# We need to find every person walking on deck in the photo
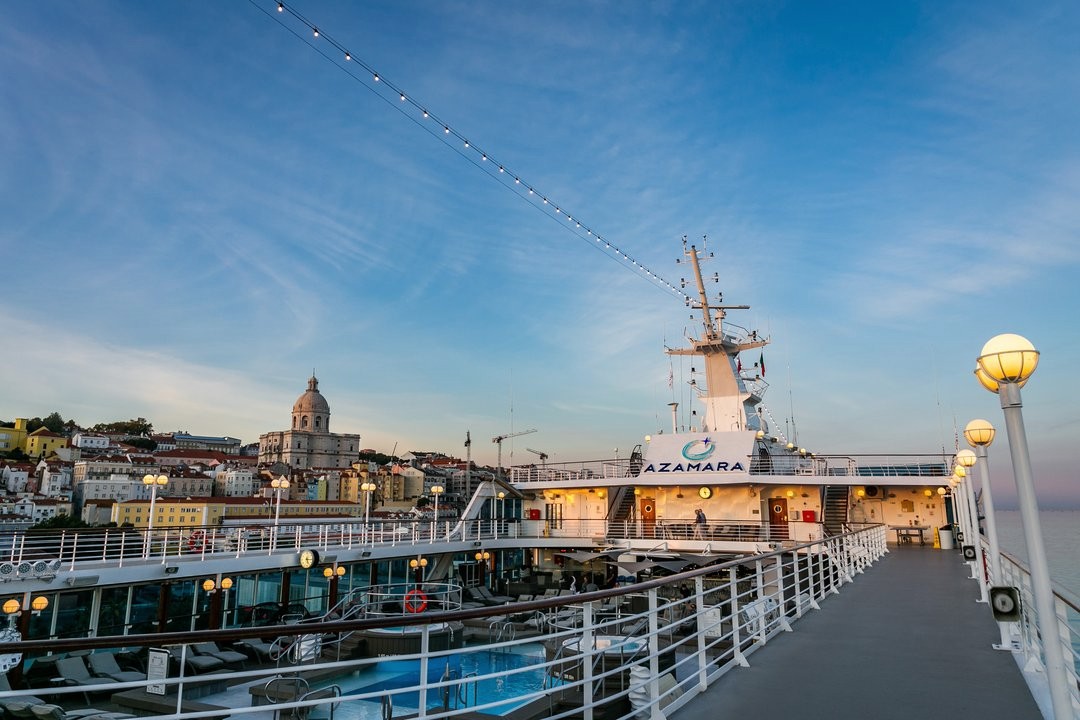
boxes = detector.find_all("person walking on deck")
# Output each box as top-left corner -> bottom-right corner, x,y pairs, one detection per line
694,508 -> 707,539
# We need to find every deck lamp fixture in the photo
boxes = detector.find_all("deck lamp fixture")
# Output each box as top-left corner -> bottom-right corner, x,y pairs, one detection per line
856,489 -> 865,497
142,473 -> 168,553
409,558 -> 428,570
936,487 -> 947,496
955,449 -> 976,469
474,551 -> 490,562
431,484 -> 445,524
963,419 -> 996,448
2,599 -> 19,615
975,333 -> 1070,718
923,489 -> 933,497
323,566 -> 346,578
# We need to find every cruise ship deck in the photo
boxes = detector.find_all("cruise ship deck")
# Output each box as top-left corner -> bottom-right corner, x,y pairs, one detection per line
675,545 -> 1043,720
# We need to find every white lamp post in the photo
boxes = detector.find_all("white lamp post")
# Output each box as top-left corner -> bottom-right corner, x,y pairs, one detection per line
497,491 -> 506,537
361,481 -> 377,526
142,473 -> 168,555
964,418 -> 1011,648
977,333 -> 1071,719
955,454 -> 987,602
271,475 -> 290,550
954,470 -> 972,548
430,484 -> 444,539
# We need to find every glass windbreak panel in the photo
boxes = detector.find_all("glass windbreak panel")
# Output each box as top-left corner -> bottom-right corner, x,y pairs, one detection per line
165,580 -> 197,633
53,590 -> 92,639
130,585 -> 161,634
230,575 -> 259,629
98,586 -> 130,637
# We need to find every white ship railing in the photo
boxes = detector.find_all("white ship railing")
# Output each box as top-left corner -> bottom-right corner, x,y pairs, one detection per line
978,540 -> 1080,714
0,516 -> 825,571
0,525 -> 889,720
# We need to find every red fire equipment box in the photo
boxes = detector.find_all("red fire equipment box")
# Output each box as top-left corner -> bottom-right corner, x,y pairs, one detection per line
802,509 -> 816,523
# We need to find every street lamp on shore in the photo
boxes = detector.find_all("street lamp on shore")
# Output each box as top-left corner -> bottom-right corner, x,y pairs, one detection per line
976,333 -> 1071,719
142,473 -> 168,554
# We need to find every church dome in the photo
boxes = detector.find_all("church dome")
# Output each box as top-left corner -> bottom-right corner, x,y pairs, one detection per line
292,375 -> 331,433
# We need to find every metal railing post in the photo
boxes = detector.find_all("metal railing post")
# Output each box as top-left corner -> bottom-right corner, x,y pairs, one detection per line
582,601 -> 595,720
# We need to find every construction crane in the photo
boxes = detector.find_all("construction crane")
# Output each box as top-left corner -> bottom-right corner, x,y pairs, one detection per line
525,448 -> 549,466
492,428 -> 537,476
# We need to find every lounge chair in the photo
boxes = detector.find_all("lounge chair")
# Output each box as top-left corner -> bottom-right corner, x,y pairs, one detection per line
472,586 -> 514,604
0,673 -> 47,719
28,705 -> 133,720
54,657 -> 119,691
235,638 -> 279,662
85,653 -> 143,683
192,642 -> 247,668
167,647 -> 224,674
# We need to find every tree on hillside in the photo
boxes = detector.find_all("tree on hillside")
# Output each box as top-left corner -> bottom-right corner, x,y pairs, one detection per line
32,514 -> 90,530
124,437 -> 158,451
91,418 -> 153,436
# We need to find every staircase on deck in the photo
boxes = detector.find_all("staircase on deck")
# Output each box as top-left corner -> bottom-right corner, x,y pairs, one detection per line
821,486 -> 849,536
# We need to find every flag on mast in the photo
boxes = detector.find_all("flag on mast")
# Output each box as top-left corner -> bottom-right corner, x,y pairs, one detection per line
759,352 -> 766,377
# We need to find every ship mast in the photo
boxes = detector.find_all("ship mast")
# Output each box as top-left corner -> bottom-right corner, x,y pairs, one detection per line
667,236 -> 768,433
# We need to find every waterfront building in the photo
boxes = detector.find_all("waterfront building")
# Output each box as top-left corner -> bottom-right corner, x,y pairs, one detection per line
0,418 -> 28,453
70,432 -> 109,451
24,427 -> 69,458
257,375 -> 362,470
172,431 -> 242,455
112,495 -> 226,528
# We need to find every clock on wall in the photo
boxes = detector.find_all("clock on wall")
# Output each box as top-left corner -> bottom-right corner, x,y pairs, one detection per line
299,549 -> 320,569
698,486 -> 712,499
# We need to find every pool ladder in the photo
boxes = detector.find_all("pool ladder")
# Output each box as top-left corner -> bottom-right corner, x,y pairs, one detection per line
488,619 -> 516,644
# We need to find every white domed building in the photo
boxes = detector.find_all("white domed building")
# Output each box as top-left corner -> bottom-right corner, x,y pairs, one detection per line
258,376 -> 361,469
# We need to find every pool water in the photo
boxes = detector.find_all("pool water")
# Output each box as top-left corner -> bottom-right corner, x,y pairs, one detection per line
336,643 -> 550,718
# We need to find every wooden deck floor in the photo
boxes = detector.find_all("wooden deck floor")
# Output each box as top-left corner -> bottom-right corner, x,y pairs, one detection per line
673,545 -> 1042,720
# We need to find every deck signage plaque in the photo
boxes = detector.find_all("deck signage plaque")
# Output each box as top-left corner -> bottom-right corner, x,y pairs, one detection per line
147,647 -> 169,695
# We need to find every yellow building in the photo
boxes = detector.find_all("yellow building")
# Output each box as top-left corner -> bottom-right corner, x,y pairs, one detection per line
0,419 -> 28,454
112,497 -> 226,529
25,427 -> 69,458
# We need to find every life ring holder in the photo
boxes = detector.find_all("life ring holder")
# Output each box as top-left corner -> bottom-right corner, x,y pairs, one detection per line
403,589 -> 429,613
187,529 -> 206,553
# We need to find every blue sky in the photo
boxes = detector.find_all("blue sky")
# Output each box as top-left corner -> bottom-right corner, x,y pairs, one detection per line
2,1 -> 1078,506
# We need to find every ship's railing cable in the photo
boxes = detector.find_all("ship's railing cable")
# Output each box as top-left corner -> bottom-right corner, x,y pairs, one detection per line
249,0 -> 689,301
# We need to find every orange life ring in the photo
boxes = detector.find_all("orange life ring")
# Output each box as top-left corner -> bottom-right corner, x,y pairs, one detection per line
187,530 -> 206,553
404,589 -> 428,613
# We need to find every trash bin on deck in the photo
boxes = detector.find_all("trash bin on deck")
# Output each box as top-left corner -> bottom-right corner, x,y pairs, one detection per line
938,525 -> 954,550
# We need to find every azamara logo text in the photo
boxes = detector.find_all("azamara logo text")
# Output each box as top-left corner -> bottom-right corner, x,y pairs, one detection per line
642,461 -> 745,473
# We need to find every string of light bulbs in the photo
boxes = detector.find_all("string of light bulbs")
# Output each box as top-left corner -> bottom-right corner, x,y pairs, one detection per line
252,0 -> 690,301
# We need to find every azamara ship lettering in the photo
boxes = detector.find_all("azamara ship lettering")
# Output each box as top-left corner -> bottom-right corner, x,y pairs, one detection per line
642,461 -> 745,473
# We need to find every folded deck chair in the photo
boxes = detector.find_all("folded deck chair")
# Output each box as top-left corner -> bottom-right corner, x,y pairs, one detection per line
192,642 -> 247,667
85,653 -> 143,683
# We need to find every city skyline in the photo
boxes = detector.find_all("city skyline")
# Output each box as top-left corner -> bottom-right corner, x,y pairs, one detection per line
2,2 -> 1078,507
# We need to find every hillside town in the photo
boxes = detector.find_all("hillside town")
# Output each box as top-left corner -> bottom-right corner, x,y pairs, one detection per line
0,375 -> 490,532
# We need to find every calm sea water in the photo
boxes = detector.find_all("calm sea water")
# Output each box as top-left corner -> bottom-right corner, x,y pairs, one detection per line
993,510 -> 1080,598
